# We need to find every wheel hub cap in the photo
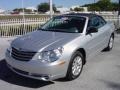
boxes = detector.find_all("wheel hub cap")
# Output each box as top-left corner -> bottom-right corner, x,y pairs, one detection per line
72,56 -> 82,76
109,37 -> 113,49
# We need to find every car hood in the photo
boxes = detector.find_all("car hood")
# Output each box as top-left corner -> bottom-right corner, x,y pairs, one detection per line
12,30 -> 80,52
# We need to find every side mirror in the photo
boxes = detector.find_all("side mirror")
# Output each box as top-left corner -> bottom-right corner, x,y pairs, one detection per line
87,27 -> 98,34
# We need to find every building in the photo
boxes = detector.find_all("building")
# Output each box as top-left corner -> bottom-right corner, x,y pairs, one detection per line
56,7 -> 70,14
26,7 -> 37,12
0,8 -> 5,14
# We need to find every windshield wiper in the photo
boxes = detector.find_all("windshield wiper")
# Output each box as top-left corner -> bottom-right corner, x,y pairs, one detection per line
43,29 -> 66,32
38,28 -> 46,31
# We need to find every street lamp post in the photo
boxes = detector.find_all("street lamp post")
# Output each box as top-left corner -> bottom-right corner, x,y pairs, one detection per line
22,0 -> 26,34
49,0 -> 53,18
118,0 -> 120,16
93,0 -> 96,14
118,0 -> 120,29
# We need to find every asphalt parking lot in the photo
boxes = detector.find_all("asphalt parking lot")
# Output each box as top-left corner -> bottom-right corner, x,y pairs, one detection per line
0,35 -> 120,90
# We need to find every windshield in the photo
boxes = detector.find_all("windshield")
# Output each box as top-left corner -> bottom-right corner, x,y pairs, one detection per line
40,16 -> 86,33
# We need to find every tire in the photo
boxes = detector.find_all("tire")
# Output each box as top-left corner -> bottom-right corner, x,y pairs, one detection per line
65,51 -> 84,81
106,35 -> 114,51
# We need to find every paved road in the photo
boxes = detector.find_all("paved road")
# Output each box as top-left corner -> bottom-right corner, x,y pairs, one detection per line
0,35 -> 120,90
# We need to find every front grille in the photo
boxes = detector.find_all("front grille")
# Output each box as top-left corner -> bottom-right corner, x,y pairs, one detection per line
11,47 -> 36,61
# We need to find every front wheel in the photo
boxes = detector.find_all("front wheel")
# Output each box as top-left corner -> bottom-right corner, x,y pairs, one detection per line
65,51 -> 84,81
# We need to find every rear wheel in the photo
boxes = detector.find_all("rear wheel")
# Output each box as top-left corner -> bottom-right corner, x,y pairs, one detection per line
106,35 -> 114,51
65,51 -> 83,81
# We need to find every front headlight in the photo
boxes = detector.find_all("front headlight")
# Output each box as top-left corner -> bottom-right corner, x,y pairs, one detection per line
38,47 -> 64,63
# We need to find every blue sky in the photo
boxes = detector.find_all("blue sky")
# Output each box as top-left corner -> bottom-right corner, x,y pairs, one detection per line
0,0 -> 96,10
0,0 -> 118,10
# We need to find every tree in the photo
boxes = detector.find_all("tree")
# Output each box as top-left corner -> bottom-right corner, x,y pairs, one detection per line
70,8 -> 73,11
37,2 -> 56,13
74,7 -> 84,12
112,2 -> 119,11
88,5 -> 100,11
13,8 -> 32,13
97,0 -> 113,11
13,8 -> 23,12
83,0 -> 119,11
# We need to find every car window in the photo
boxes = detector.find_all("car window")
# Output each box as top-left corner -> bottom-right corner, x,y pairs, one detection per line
97,16 -> 106,27
40,16 -> 86,33
88,17 -> 99,28
88,16 -> 106,29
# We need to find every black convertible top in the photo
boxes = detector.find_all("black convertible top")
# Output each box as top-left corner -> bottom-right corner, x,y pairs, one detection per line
63,13 -> 98,19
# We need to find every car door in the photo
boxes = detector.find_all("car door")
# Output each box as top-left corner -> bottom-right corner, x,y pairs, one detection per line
84,16 -> 106,58
97,16 -> 111,47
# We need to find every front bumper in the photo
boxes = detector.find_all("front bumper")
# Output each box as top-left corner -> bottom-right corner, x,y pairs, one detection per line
5,51 -> 67,81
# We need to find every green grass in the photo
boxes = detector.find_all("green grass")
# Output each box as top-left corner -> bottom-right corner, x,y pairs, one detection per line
0,15 -> 50,20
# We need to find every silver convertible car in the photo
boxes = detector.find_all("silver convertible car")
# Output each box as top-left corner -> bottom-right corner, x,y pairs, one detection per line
5,13 -> 115,81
